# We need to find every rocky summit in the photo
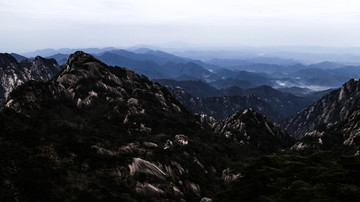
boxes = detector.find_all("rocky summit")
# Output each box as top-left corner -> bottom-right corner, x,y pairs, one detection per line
207,108 -> 295,155
0,51 -> 294,201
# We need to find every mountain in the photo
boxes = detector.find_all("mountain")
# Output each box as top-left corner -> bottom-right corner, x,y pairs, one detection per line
308,61 -> 344,69
22,47 -> 118,57
303,88 -> 336,102
210,108 -> 295,154
157,79 -> 312,120
282,79 -> 360,139
1,51 -> 221,201
206,58 -> 252,68
243,85 -> 313,118
161,61 -> 218,80
46,53 -> 69,64
215,69 -> 274,86
209,78 -> 257,89
207,58 -> 302,73
97,52 -> 165,78
107,49 -> 188,65
0,53 -> 62,104
167,86 -> 283,122
10,53 -> 27,62
290,67 -> 356,87
0,51 -> 294,201
277,86 -> 311,97
154,79 -> 222,98
98,52 -> 217,80
291,106 -> 360,155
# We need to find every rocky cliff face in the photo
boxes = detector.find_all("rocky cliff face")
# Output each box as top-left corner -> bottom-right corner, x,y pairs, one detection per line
291,106 -> 360,155
281,79 -> 360,139
0,53 -> 61,104
167,86 -> 283,122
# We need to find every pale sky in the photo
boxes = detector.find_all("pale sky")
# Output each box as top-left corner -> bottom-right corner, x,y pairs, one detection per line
1,0 -> 360,52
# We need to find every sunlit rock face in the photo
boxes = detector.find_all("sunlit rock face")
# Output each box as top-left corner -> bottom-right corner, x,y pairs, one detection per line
292,106 -> 360,155
282,78 -> 360,139
0,53 -> 61,105
210,108 -> 295,154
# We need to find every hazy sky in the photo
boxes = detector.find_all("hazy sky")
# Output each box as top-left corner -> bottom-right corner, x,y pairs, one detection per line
1,0 -> 360,52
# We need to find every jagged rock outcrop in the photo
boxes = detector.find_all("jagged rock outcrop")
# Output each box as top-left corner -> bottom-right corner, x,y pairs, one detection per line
209,108 -> 295,154
0,53 -> 61,104
282,79 -> 360,139
167,86 -> 283,122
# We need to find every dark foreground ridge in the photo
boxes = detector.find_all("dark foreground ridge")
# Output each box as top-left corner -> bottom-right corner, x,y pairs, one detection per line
0,51 -> 295,201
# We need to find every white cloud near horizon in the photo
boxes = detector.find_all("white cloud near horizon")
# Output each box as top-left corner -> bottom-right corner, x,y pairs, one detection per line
0,0 -> 360,52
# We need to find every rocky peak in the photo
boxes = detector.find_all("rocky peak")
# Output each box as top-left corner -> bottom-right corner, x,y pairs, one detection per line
211,108 -> 295,154
6,51 -> 192,135
66,51 -> 103,69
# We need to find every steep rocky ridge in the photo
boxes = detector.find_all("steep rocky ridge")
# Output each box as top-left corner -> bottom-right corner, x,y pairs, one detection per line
208,108 -> 295,154
282,79 -> 360,139
291,106 -> 360,154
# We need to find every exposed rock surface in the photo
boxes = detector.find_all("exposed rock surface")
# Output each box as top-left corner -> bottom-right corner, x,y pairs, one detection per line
291,106 -> 360,154
282,79 -> 360,139
0,53 -> 61,104
209,108 -> 295,154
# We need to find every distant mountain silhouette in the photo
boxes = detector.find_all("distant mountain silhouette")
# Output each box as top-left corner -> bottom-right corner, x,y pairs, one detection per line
157,79 -> 312,120
10,53 -> 26,62
209,78 -> 257,89
167,86 -> 283,122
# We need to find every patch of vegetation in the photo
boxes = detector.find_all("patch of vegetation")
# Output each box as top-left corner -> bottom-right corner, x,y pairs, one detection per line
214,151 -> 360,202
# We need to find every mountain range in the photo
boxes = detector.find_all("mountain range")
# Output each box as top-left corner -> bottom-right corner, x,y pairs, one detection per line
156,79 -> 312,120
166,86 -> 283,122
0,52 -> 296,201
1,50 -> 360,201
